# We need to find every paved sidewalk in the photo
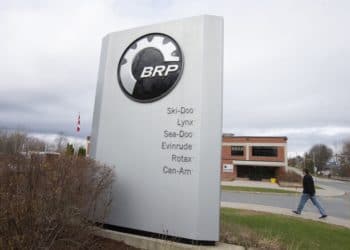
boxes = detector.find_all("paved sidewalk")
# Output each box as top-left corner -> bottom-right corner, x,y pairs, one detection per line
221,201 -> 350,229
221,180 -> 345,197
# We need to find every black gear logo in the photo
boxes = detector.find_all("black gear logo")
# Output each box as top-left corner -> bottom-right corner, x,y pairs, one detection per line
117,33 -> 183,103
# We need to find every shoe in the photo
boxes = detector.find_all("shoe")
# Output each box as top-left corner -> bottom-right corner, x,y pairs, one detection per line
319,215 -> 327,219
292,210 -> 300,215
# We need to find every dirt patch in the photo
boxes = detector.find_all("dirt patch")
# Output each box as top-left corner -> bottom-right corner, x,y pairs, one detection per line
220,223 -> 282,250
93,236 -> 140,249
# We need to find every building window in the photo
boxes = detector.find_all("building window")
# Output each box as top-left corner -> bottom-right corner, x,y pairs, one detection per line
252,146 -> 278,157
231,146 -> 244,156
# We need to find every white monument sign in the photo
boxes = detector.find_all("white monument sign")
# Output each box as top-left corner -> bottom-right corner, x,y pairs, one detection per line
90,15 -> 223,242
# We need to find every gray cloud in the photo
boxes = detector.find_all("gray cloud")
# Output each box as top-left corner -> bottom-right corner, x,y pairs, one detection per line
0,0 -> 349,153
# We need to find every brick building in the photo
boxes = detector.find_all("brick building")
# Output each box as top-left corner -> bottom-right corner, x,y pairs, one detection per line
221,134 -> 288,181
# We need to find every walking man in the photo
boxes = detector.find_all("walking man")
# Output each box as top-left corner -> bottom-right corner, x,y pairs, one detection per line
293,168 -> 327,219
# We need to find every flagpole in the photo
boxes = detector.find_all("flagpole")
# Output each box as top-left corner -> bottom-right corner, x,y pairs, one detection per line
76,112 -> 81,133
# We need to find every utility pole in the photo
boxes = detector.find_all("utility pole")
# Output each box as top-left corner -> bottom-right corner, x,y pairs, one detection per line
313,152 -> 316,174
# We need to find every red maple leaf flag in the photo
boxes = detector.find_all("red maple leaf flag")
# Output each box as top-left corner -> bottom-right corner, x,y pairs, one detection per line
76,113 -> 80,132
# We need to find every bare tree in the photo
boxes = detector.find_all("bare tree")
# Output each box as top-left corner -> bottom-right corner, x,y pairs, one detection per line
288,155 -> 304,169
25,137 -> 46,152
308,144 -> 333,171
0,130 -> 27,154
55,131 -> 68,153
338,141 -> 350,177
0,130 -> 47,154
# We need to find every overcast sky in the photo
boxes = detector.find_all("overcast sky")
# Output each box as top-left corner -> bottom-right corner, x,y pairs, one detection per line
1,0 -> 349,154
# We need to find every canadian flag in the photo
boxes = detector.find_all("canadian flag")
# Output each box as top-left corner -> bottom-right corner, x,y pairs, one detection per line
76,113 -> 80,132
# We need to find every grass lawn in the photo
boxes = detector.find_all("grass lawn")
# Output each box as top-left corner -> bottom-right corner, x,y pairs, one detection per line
221,208 -> 350,250
221,185 -> 299,194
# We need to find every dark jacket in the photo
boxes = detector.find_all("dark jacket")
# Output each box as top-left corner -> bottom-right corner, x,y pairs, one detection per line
303,174 -> 315,196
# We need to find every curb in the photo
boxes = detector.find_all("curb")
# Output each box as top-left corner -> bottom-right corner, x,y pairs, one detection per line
221,190 -> 299,196
221,182 -> 346,197
221,189 -> 346,198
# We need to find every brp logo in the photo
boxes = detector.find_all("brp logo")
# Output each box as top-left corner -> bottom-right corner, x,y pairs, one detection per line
117,33 -> 183,102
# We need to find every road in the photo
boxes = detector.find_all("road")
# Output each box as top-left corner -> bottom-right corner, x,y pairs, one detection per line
221,179 -> 350,220
315,178 -> 350,193
289,167 -> 350,193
